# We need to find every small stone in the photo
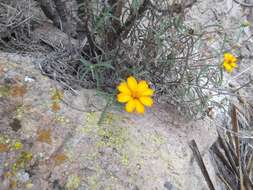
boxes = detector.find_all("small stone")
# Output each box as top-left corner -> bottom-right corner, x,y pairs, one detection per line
24,76 -> 35,83
38,152 -> 45,158
136,163 -> 141,170
3,67 -> 8,72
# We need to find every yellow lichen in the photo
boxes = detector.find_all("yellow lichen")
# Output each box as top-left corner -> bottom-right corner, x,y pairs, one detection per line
88,175 -> 98,190
66,174 -> 81,190
121,154 -> 129,166
12,151 -> 33,172
51,89 -> 64,101
96,125 -> 128,150
55,115 -> 69,123
150,133 -> 166,145
25,183 -> 34,189
0,85 -> 11,97
79,112 -> 99,134
13,141 -> 23,150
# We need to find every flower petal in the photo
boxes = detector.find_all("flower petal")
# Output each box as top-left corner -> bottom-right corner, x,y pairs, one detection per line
223,53 -> 229,62
231,57 -> 237,63
230,62 -> 238,68
117,93 -> 132,103
125,99 -> 136,113
139,97 -> 153,107
223,62 -> 233,72
139,88 -> 154,96
224,53 -> 237,63
127,76 -> 138,92
135,99 -> 145,114
137,80 -> 149,91
117,82 -> 131,95
224,53 -> 233,62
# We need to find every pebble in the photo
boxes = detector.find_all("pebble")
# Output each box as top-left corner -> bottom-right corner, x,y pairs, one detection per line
24,76 -> 35,83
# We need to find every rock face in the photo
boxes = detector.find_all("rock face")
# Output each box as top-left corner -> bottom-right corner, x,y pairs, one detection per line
0,52 -> 217,190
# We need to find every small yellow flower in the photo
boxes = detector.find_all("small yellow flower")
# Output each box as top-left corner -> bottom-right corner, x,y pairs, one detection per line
117,76 -> 154,114
223,53 -> 238,73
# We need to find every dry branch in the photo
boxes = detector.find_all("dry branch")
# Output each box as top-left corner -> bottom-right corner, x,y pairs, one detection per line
35,0 -> 77,37
118,0 -> 150,39
233,0 -> 253,7
211,103 -> 253,190
52,0 -> 76,36
35,0 -> 61,29
105,0 -> 123,49
189,140 -> 216,190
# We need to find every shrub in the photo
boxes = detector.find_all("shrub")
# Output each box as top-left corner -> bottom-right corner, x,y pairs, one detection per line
1,0 -> 250,118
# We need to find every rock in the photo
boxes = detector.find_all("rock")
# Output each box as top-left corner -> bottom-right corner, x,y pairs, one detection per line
24,76 -> 36,83
0,52 -> 218,189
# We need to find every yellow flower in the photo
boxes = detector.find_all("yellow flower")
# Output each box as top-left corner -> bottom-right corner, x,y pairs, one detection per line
223,53 -> 238,73
117,76 -> 154,114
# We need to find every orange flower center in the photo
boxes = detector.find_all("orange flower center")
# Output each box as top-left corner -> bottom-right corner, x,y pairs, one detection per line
132,90 -> 140,98
227,60 -> 232,65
